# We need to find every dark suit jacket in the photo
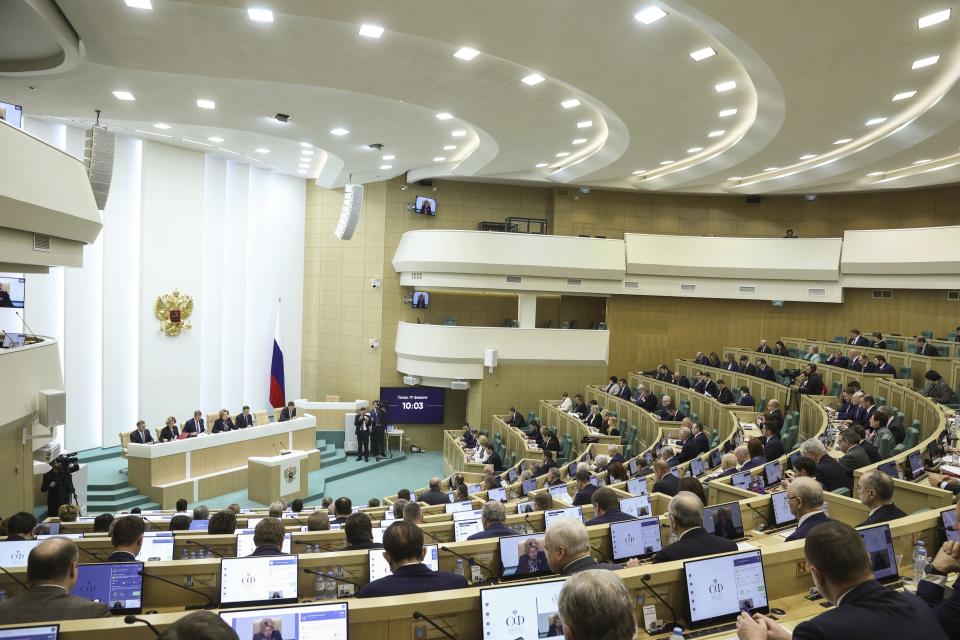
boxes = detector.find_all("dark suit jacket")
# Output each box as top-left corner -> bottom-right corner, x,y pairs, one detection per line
466,523 -> 514,540
738,394 -> 756,407
917,574 -> 960,640
918,343 -> 940,357
784,511 -> 831,542
741,455 -> 766,471
717,387 -> 734,404
419,489 -> 450,506
694,355 -> 710,366
0,585 -> 111,624
559,555 -> 624,575
757,345 -> 773,354
585,508 -> 634,526
608,453 -> 624,466
839,445 -> 871,472
183,417 -> 204,434
585,413 -> 604,431
534,458 -> 558,478
757,366 -> 777,382
724,362 -> 740,372
693,378 -> 707,393
858,362 -> 879,374
849,335 -> 870,346
827,355 -> 850,369
279,406 -> 297,421
652,527 -> 738,563
508,413 -> 528,430
764,435 -> 784,461
573,402 -> 589,419
159,425 -> 179,442
677,438 -> 700,463
704,381 -> 719,398
798,373 -> 824,395
358,563 -> 468,598
637,394 -> 658,412
816,455 -> 852,492
673,375 -> 691,388
877,363 -> 896,375
130,429 -> 153,444
487,451 -> 504,472
872,340 -> 888,350
658,408 -> 683,421
652,473 -> 679,497
572,483 -> 598,506
618,386 -> 632,401
693,432 -> 711,455
213,417 -> 235,433
857,503 -> 907,527
861,440 -> 880,463
235,413 -> 255,429
794,579 -> 948,640
248,545 -> 287,557
107,550 -> 138,563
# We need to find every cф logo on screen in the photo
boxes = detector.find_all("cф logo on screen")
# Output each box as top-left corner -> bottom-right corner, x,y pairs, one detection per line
505,610 -> 525,634
623,533 -> 636,545
708,578 -> 725,598
242,573 -> 256,585
11,550 -> 24,562
79,581 -> 97,594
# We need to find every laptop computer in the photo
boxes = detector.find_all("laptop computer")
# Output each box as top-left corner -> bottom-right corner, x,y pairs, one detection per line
220,601 -> 348,639
906,451 -> 925,481
683,549 -> 769,631
520,478 -> 538,496
690,457 -> 706,478
454,518 -> 484,542
709,449 -> 722,469
219,556 -> 298,608
487,487 -> 507,502
877,460 -> 899,479
71,562 -> 144,614
236,532 -> 292,557
0,625 -> 59,640
767,490 -> 798,532
626,477 -> 648,497
858,523 -> 901,586
543,507 -> 583,528
610,517 -> 662,562
619,495 -> 652,518
763,460 -> 783,489
369,544 -> 438,582
444,500 -> 474,514
731,470 -> 751,490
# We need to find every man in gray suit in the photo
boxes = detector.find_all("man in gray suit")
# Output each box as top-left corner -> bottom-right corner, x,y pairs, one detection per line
838,428 -> 871,472
0,537 -> 111,623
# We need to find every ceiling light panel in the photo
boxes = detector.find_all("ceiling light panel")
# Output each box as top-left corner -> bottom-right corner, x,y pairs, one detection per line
715,80 -> 737,92
576,120 -> 593,128
799,154 -> 817,160
433,156 -> 446,162
125,0 -> 152,8
301,149 -> 314,156
536,163 -> 549,168
451,130 -> 466,137
707,129 -> 724,137
918,9 -> 951,29
634,6 -> 667,24
892,90 -> 917,101
330,128 -> 349,136
561,98 -> 582,109
453,47 -> 479,61
572,138 -> 588,145
153,123 -> 171,129
382,154 -> 395,160
435,112 -> 453,120
632,169 -> 645,175
659,160 -> 674,166
196,99 -> 215,109
833,138 -> 852,144
687,147 -> 703,153
380,165 -> 392,170
522,73 -> 545,86
443,145 -> 456,150
555,152 -> 570,157
719,108 -> 738,118
300,141 -> 313,148
247,8 -> 273,22
255,148 -> 270,154
865,117 -> 887,126
689,47 -> 717,61
359,24 -> 384,38
113,91 -> 135,101
208,136 -> 224,143
912,55 -> 940,69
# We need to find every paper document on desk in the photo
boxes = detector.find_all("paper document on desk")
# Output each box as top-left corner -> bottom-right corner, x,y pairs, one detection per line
736,541 -> 756,551
939,464 -> 960,479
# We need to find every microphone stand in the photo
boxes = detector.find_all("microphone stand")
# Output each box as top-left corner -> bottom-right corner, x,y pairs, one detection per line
0,565 -> 28,589
124,615 -> 160,637
137,570 -> 215,610
413,611 -> 457,640
640,573 -> 680,634
15,311 -> 39,344
745,502 -> 770,531
439,546 -> 495,583
187,540 -> 224,557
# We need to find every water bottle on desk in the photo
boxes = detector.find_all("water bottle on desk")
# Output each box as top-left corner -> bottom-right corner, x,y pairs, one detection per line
912,540 -> 928,582
455,558 -> 464,579
325,571 -> 337,600
313,571 -> 325,600
669,627 -> 685,640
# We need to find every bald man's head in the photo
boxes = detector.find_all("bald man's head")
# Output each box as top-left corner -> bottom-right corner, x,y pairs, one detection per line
27,537 -> 78,587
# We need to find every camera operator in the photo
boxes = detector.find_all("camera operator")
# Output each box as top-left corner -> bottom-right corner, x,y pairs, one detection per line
41,454 -> 78,518
354,407 -> 372,463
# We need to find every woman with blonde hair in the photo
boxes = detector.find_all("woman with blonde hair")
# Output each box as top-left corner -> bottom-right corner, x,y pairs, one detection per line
253,618 -> 282,640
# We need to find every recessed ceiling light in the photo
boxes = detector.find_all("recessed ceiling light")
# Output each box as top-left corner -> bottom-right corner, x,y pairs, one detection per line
125,0 -> 152,9
576,120 -> 593,128
865,117 -> 887,126
687,147 -> 703,153
451,130 -> 466,137
208,136 -> 224,143
728,176 -> 742,181
715,80 -> 737,92
892,90 -> 917,101
298,170 -> 307,174
866,171 -> 884,177
134,129 -> 171,138
113,90 -> 135,101
382,154 -> 395,160
435,112 -> 454,120
182,138 -> 212,147
763,166 -> 779,172
659,160 -> 674,166
556,152 -> 570,157
196,99 -> 215,109
255,148 -> 270,154
535,163 -> 549,168
833,138 -> 852,144
912,55 -> 940,69
247,8 -> 274,22
799,154 -> 817,160
708,129 -> 725,137
634,6 -> 667,24
453,47 -> 479,61
918,9 -> 951,29
521,73 -> 545,86
433,156 -> 446,162
299,141 -> 313,148
443,145 -> 457,151
330,128 -> 349,136
301,149 -> 314,156
153,123 -> 171,130
690,47 -> 717,61
380,164 -> 392,170
631,169 -> 646,175
359,24 -> 384,38
561,98 -> 581,109
913,158 -> 932,165
572,138 -> 588,145
719,108 -> 738,118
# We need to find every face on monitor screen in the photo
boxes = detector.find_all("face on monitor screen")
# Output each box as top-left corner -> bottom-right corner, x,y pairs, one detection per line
499,533 -> 552,578
220,602 -> 348,640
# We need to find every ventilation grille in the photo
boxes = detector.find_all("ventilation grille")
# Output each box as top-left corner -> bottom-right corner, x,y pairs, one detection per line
567,278 -> 582,286
680,283 -> 697,292
807,287 -> 827,297
556,189 -> 571,198
948,290 -> 960,301
410,272 -> 423,280
505,275 -> 522,284
624,281 -> 640,289
872,289 -> 893,299
33,234 -> 51,252
737,285 -> 757,295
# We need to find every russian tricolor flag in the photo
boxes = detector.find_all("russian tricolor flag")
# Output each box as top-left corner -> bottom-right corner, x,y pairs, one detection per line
269,312 -> 285,408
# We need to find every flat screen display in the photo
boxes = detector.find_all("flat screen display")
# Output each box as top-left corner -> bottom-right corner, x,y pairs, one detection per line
709,449 -> 721,469
521,479 -> 537,496
690,458 -> 705,477
626,478 -> 648,497
787,451 -> 802,470
136,535 -> 175,562
907,451 -> 924,480
610,517 -> 662,562
858,523 -> 899,584
369,544 -> 438,582
236,533 -> 292,557
488,487 -> 507,502
0,102 -> 23,129
731,471 -> 751,490
619,495 -> 651,518
684,550 -> 769,627
771,491 -> 796,527
480,579 -> 565,639
411,291 -> 430,308
763,460 -> 783,488
702,501 -> 744,540
548,484 -> 569,500
452,509 -> 483,522
0,540 -> 41,568
941,508 -> 958,542
498,533 -> 551,578
220,602 -> 347,640
71,562 -> 144,614
0,276 -> 25,308
219,556 -> 299,608
516,502 -> 536,514
628,458 -> 638,476
0,625 -> 58,640
928,440 -> 942,465
414,196 -> 437,215
379,386 -> 444,424
877,460 -> 899,479
188,519 -> 209,531
507,467 -> 518,483
445,501 -> 474,514
454,519 -> 484,542
543,507 -> 582,528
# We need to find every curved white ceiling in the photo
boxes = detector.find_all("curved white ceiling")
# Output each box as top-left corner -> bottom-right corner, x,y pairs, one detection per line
0,0 -> 958,194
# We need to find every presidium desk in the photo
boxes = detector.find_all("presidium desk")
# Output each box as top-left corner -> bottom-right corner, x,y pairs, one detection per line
126,415 -> 319,508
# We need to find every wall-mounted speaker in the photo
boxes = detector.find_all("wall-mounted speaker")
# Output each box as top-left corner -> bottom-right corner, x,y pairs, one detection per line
84,126 -> 114,210
334,183 -> 364,240
39,389 -> 66,428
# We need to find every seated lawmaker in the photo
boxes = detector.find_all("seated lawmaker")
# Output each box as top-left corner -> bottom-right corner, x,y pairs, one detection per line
418,477 -> 450,506
838,428 -> 871,472
0,538 -> 110,623
208,510 -> 237,535
634,385 -> 657,412
540,427 -> 561,453
875,354 -> 896,375
585,487 -> 634,526
467,500 -> 514,540
657,395 -> 683,421
737,521 -> 948,640
403,502 -> 424,525
558,570 -> 637,640
212,409 -> 235,433
279,400 -> 297,421
533,450 -> 558,478
339,512 -> 383,551
755,358 -> 777,382
710,453 -> 739,479
617,378 -> 632,401
922,370 -> 957,405
607,444 -> 625,466
182,409 -> 205,435
797,363 -> 824,395
572,393 -> 589,419
6,512 -> 37,540
234,405 -> 255,429
159,416 -> 180,442
800,438 -> 852,493
651,459 -> 679,496
671,370 -> 691,388
739,356 -> 757,376
130,420 -> 154,444
740,438 -> 766,471
716,379 -> 735,405
545,466 -> 565,487
762,421 -> 784,461
652,492 -> 737,563
691,421 -> 711,454
783,477 -> 832,542
358,521 -> 467,597
856,470 -> 907,527
756,339 -> 773,353
544,518 -> 624,575
675,426 -> 700,463
248,517 -> 288,556
737,385 -> 755,407
723,353 -> 740,372
109,515 -> 145,562
558,391 -> 573,412
917,502 -> 960,639
572,468 -> 598,506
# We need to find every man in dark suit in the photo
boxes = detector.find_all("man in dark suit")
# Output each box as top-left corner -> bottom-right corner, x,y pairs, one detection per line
5,512 -> 37,541
702,372 -> 719,398
738,386 -> 756,407
801,438 -> 853,492
826,350 -> 849,369
652,459 -> 680,496
0,538 -> 111,623
716,379 -> 734,404
658,395 -> 683,421
691,422 -> 711,455
851,424 -> 881,463
419,478 -> 451,506
533,450 -> 559,477
585,487 -> 635,526
783,477 -> 832,542
130,420 -> 154,444
723,354 -> 740,372
756,340 -> 773,354
848,329 -> 870,346
485,443 -> 504,472
652,491 -> 737,563
916,336 -> 940,357
692,371 -> 707,393
857,395 -> 878,429
739,521 -> 949,640
234,405 -> 255,429
248,518 -> 289,556
740,437 -> 766,471
635,386 -> 658,412
279,401 -> 297,421
738,356 -> 757,377
584,406 -> 604,431
466,501 -> 514,540
756,358 -> 777,382
182,410 -> 205,435
871,332 -> 888,350
354,407 -> 372,462
339,512 -> 384,552
797,363 -> 824,395
675,426 -> 700,463
853,354 -> 878,374
617,378 -> 632,401
330,497 -> 353,525
671,370 -> 691,388
917,503 -> 960,640
837,429 -> 871,473
694,352 -> 710,366
358,522 -> 467,597
762,422 -> 784,461
856,470 -> 907,527
572,468 -> 598,505
159,416 -> 180,442
544,517 -> 625,574
607,444 -> 625,467
108,515 -> 144,562
875,355 -> 896,375
212,409 -> 235,433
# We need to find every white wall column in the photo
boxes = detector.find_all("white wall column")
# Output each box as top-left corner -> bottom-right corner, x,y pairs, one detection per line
517,293 -> 537,328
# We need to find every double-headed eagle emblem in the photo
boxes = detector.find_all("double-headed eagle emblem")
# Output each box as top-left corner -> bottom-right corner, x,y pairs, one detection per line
154,289 -> 194,336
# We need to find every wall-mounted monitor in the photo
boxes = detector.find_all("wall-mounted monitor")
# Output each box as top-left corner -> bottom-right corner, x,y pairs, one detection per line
0,276 -> 26,309
380,386 -> 445,424
411,291 -> 429,308
414,196 -> 437,216
0,101 -> 23,129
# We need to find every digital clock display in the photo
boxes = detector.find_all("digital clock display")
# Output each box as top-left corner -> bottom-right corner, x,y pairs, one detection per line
379,386 -> 445,424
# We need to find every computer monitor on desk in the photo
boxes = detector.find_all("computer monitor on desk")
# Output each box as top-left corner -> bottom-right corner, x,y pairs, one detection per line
520,478 -> 538,496
488,486 -> 507,502
619,495 -> 651,518
219,556 -> 299,608
543,507 -> 582,528
137,534 -> 175,561
0,540 -> 41,568
770,490 -> 797,528
220,602 -> 348,640
71,562 -> 144,614
499,533 -> 552,579
480,580 -> 565,638
0,625 -> 59,640
188,519 -> 209,531
942,508 -> 959,543
702,501 -> 745,541
690,457 -> 705,478
610,517 -> 662,562
236,532 -> 292,557
763,460 -> 783,488
731,470 -> 751,490
454,518 -> 484,542
907,451 -> 925,481
858,523 -> 900,585
877,460 -> 899,479
445,500 -> 474,514
626,477 -> 648,497
684,550 -> 769,628
369,544 -> 438,582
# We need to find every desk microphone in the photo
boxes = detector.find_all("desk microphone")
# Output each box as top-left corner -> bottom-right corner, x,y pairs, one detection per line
188,540 -> 223,557
76,547 -> 102,561
590,544 -> 610,563
421,528 -> 447,544
640,574 -> 680,634
124,615 -> 160,637
285,514 -> 306,526
439,545 -> 495,581
0,565 -> 27,589
412,611 -> 457,640
745,502 -> 770,530
15,311 -> 39,344
524,514 -> 541,532
303,567 -> 360,594
137,570 -> 215,610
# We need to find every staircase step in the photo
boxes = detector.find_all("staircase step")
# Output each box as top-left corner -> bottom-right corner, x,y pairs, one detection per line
77,446 -> 123,464
88,487 -> 140,501
88,480 -> 132,492
86,494 -> 157,514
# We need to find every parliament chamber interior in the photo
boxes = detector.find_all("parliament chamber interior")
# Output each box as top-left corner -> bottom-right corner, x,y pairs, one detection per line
3,1 -> 960,639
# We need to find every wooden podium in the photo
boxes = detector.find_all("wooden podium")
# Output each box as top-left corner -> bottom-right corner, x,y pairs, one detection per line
247,450 -> 310,505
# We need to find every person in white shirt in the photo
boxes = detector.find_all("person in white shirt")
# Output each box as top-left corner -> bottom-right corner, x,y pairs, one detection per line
558,392 -> 573,412
602,376 -> 620,396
